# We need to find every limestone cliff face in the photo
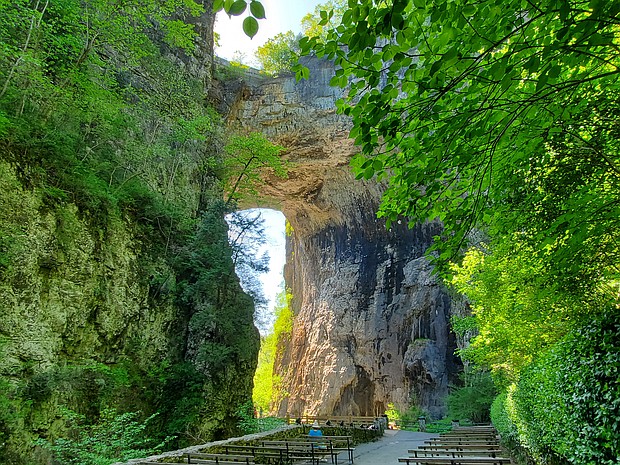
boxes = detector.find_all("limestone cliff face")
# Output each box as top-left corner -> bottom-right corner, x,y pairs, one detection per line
0,164 -> 181,373
224,57 -> 461,418
0,160 -> 258,461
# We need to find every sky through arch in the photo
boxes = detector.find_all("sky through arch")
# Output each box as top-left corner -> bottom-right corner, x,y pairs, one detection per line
226,208 -> 286,335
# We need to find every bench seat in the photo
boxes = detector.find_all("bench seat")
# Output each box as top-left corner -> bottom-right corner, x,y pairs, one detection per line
432,440 -> 500,444
399,457 -> 511,464
419,445 -> 502,451
408,450 -> 506,458
186,453 -> 255,464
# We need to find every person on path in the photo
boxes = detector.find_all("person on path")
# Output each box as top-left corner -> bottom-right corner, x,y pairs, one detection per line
308,421 -> 323,437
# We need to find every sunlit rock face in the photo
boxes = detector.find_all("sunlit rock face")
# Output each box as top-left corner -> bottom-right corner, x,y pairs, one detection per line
222,56 -> 461,418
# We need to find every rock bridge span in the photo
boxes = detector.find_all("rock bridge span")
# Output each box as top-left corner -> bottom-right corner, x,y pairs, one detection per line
211,56 -> 460,418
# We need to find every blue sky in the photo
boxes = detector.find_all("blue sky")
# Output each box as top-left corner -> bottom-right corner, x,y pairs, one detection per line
227,208 -> 286,335
214,0 -> 324,66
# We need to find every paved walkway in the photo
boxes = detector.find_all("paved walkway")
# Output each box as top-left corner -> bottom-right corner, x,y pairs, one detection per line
344,430 -> 438,465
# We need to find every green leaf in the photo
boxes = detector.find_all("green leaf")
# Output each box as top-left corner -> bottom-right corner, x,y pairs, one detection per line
429,60 -> 442,76
227,0 -> 247,16
524,54 -> 541,72
250,1 -> 266,19
391,13 -> 404,29
548,65 -> 562,79
536,73 -> 548,92
500,74 -> 512,91
296,65 -> 310,81
224,0 -> 235,13
243,16 -> 259,38
213,0 -> 224,12
462,4 -> 476,16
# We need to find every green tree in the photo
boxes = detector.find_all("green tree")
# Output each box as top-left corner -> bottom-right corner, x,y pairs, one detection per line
223,132 -> 288,204
300,0 -> 346,41
447,371 -> 496,424
296,0 -> 620,277
227,209 -> 271,330
252,289 -> 292,412
256,31 -> 299,75
449,242 -> 584,384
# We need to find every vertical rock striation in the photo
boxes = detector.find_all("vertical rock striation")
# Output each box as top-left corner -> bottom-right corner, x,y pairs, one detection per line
223,57 -> 461,418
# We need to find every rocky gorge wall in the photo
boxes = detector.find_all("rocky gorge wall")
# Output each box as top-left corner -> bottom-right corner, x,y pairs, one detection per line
0,2 -> 261,462
220,57 -> 461,418
0,160 -> 258,462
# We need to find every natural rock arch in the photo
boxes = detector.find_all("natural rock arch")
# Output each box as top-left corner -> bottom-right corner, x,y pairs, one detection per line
212,56 -> 461,418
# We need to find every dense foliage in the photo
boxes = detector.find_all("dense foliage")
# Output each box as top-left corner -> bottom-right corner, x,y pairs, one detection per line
0,1 -> 277,464
300,1 -> 346,41
297,0 -> 620,269
446,371 -> 496,424
511,310 -> 619,465
35,409 -> 171,465
296,0 -> 620,462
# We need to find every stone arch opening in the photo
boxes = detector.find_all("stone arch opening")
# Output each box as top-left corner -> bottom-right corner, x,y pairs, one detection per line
226,208 -> 286,335
218,56 -> 461,419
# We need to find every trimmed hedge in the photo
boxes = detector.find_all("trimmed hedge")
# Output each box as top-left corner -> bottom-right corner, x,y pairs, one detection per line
501,308 -> 619,464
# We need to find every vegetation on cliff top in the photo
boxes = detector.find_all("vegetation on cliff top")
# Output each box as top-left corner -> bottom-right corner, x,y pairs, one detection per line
298,0 -> 619,463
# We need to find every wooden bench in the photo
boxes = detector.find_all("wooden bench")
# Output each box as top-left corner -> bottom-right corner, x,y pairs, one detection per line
426,440 -> 500,446
220,445 -> 289,464
399,457 -> 511,465
418,446 -> 503,452
293,435 -> 355,463
186,453 -> 255,464
261,441 -> 332,465
290,415 -> 378,428
408,450 -> 506,458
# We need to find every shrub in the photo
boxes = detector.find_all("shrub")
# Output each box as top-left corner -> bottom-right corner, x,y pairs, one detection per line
490,393 -> 517,444
508,308 -> 619,465
36,409 -> 173,465
235,401 -> 285,435
447,371 -> 496,423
